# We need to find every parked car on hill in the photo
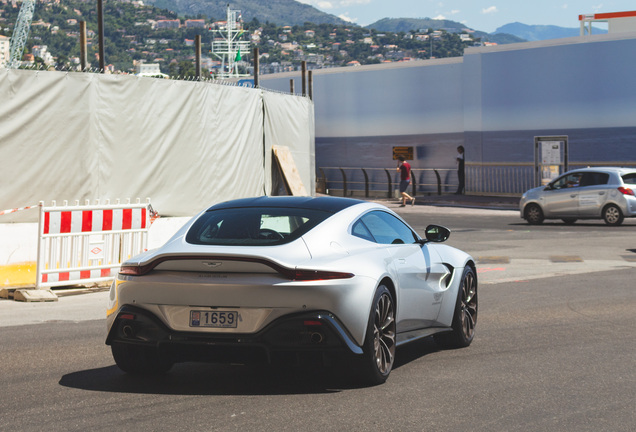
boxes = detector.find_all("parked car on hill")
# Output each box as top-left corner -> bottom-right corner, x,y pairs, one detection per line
106,196 -> 477,384
520,167 -> 636,225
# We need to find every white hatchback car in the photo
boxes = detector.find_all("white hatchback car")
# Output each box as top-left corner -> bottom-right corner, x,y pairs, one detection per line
520,167 -> 636,225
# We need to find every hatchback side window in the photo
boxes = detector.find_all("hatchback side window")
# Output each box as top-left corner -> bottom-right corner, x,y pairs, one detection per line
579,172 -> 609,187
552,173 -> 582,189
355,211 -> 417,245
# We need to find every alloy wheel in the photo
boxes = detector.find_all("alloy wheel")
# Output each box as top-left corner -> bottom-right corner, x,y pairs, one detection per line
373,292 -> 396,375
525,204 -> 544,224
603,205 -> 623,225
460,271 -> 478,340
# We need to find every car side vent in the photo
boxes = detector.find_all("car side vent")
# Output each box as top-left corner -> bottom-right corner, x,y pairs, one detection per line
442,264 -> 455,288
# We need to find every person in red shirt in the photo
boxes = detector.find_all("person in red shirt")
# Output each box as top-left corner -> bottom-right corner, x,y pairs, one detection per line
397,156 -> 415,207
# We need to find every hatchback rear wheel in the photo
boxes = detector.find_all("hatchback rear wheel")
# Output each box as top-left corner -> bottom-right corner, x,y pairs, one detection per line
603,204 -> 624,226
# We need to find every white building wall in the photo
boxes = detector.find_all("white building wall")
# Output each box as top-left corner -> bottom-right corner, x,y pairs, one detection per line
609,17 -> 636,33
0,35 -> 10,67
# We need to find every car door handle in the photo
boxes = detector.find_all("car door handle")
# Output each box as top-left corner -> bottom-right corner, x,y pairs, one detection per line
398,259 -> 406,264
570,194 -> 577,198
599,191 -> 605,195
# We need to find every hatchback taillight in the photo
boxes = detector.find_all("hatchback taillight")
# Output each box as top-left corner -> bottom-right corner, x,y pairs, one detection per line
618,187 -> 635,196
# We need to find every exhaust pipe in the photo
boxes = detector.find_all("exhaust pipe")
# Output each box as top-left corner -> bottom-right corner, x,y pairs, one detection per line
122,325 -> 134,338
310,332 -> 324,344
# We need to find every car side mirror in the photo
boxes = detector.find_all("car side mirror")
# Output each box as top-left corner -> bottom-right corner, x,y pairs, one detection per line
423,224 -> 451,243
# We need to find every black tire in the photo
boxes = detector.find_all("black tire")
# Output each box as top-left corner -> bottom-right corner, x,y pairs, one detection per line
561,218 -> 577,225
602,204 -> 624,226
434,266 -> 478,349
357,285 -> 396,385
111,343 -> 173,375
524,203 -> 544,225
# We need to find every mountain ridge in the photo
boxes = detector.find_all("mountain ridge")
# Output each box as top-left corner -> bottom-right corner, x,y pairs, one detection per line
493,22 -> 607,41
138,0 -> 604,43
366,17 -> 608,43
144,0 -> 350,26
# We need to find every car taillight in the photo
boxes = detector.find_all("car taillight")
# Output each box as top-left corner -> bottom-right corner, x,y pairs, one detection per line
303,320 -> 322,326
292,269 -> 354,281
618,187 -> 635,196
119,264 -> 154,276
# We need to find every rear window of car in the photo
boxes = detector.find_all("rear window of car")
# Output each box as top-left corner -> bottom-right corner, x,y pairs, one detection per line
185,207 -> 333,246
622,173 -> 636,185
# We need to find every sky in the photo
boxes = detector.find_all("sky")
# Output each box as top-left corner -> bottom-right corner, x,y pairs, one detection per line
296,0 -> 635,33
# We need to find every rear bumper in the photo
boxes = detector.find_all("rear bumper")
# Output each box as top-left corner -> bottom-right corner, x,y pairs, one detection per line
624,195 -> 636,216
106,305 -> 363,365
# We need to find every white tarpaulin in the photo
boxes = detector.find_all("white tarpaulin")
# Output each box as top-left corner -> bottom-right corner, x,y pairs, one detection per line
263,90 -> 315,195
0,69 -> 315,222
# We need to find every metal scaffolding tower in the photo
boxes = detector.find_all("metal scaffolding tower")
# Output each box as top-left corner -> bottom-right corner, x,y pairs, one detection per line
210,5 -> 250,79
8,0 -> 36,68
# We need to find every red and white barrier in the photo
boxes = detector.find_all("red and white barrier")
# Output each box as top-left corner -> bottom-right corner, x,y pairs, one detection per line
36,199 -> 152,289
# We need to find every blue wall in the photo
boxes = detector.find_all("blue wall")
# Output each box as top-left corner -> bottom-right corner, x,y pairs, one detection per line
260,33 -> 636,174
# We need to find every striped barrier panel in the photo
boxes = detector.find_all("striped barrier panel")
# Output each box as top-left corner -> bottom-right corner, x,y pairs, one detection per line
36,199 -> 152,289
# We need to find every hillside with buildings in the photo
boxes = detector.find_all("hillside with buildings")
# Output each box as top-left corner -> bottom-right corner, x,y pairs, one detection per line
0,0 -> 480,75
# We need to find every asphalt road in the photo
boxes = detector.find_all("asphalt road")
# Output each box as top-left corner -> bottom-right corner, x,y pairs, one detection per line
1,205 -> 635,431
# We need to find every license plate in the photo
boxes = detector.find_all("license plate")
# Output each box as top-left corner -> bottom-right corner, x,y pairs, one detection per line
190,310 -> 238,328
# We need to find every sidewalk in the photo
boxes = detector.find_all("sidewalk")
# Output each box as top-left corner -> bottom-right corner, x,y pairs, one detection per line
377,193 -> 520,211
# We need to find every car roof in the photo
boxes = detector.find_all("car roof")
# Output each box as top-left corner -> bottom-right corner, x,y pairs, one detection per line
206,196 -> 366,213
566,166 -> 636,175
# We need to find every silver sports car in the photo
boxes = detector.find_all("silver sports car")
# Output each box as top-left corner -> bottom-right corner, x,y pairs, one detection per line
106,196 -> 477,384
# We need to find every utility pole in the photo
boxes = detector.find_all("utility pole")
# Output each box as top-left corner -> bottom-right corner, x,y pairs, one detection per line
253,47 -> 259,87
79,21 -> 87,71
97,0 -> 105,71
301,61 -> 306,97
195,35 -> 201,80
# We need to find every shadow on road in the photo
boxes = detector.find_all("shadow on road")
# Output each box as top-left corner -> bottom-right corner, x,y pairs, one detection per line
59,338 -> 440,395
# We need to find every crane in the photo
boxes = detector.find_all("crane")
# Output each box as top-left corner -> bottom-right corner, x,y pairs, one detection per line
8,0 -> 36,68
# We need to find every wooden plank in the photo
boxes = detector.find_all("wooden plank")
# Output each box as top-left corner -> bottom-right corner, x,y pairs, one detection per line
272,145 -> 308,196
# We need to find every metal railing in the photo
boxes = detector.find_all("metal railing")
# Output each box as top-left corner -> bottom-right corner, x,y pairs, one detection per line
466,162 -> 534,196
318,161 -> 636,197
317,167 -> 457,198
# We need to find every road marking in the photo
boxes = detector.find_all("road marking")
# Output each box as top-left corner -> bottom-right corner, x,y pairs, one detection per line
477,256 -> 510,264
550,256 -> 583,263
477,267 -> 506,273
